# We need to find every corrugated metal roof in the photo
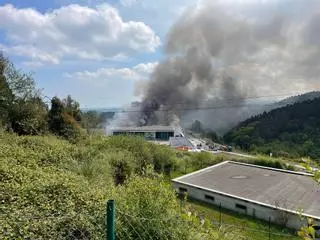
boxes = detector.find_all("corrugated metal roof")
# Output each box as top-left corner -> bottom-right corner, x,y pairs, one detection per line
111,125 -> 176,132
173,161 -> 320,219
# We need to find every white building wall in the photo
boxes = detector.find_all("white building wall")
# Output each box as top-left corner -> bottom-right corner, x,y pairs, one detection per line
172,182 -> 315,230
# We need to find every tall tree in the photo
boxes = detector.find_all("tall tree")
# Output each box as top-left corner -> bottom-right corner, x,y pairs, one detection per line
9,97 -> 48,135
63,95 -> 81,122
0,53 -> 48,134
0,55 -> 13,124
48,96 -> 82,140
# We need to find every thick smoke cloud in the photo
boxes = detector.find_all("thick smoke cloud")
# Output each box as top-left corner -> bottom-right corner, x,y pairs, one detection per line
112,0 -> 320,132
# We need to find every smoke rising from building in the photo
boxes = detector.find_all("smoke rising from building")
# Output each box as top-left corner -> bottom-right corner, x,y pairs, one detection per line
111,0 -> 320,133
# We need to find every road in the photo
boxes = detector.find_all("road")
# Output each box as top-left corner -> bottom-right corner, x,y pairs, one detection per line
219,151 -> 257,159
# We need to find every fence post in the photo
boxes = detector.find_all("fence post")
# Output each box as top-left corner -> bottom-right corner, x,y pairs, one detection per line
106,200 -> 115,240
219,202 -> 222,226
268,216 -> 271,240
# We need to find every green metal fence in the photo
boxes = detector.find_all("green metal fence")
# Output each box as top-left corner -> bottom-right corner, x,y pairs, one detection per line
1,199 -> 298,240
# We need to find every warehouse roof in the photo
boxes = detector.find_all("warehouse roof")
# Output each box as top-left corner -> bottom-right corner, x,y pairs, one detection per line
111,125 -> 175,132
173,161 -> 320,219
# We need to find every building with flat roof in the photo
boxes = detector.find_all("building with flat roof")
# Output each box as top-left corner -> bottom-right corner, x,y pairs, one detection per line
172,161 -> 320,229
110,125 -> 180,141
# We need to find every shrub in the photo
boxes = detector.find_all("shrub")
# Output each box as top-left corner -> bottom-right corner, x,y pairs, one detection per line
111,176 -> 224,240
0,133 -> 225,239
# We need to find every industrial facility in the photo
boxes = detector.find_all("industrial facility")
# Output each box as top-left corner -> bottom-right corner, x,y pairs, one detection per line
172,161 -> 320,229
169,136 -> 194,151
110,125 -> 180,141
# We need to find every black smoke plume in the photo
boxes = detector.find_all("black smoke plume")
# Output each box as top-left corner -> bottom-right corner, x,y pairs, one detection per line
111,1 -> 320,133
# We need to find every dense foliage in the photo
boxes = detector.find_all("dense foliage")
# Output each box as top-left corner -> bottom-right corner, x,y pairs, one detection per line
0,132 -> 229,239
224,97 -> 320,160
0,53 -> 47,135
0,53 -> 86,140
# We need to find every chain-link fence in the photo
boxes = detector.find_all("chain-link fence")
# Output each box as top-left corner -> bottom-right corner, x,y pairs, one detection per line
0,211 -> 105,240
116,211 -> 296,240
0,200 -> 299,240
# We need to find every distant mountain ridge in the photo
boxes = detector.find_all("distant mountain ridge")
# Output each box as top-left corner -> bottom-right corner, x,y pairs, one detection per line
81,107 -> 123,113
274,91 -> 320,107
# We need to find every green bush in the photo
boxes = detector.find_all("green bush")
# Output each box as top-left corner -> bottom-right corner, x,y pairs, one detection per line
0,132 -> 226,239
111,176 -> 225,240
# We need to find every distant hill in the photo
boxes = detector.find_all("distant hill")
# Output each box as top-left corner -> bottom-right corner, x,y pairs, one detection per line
81,107 -> 122,113
224,97 -> 320,160
273,91 -> 320,108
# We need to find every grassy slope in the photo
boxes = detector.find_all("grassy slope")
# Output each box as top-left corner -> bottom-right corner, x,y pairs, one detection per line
0,132 -> 231,240
187,199 -> 300,240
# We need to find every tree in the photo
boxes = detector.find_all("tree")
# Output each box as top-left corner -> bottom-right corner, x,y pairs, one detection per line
48,96 -> 82,140
9,97 -> 48,135
63,95 -> 81,122
81,111 -> 101,134
0,55 -> 13,125
224,97 -> 320,161
0,53 -> 48,134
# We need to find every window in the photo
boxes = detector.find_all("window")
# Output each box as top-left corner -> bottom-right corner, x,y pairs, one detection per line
179,187 -> 188,194
235,203 -> 247,211
204,194 -> 215,201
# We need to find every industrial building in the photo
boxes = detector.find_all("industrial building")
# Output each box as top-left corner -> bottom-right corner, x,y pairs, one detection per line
172,161 -> 320,229
110,125 -> 180,141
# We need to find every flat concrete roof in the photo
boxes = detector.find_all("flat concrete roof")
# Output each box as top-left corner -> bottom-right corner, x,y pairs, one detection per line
173,161 -> 320,219
111,125 -> 175,132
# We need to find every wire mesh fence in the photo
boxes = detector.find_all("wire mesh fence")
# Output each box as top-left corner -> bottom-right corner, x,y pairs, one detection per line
115,206 -> 296,240
116,210 -> 203,240
0,200 -> 299,240
0,211 -> 105,240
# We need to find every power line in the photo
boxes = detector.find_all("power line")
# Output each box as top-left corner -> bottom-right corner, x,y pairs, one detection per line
42,89 -> 318,113
113,102 -> 270,113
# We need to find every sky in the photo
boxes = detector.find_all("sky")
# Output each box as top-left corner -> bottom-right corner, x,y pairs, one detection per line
1,0 -> 320,108
0,0 -> 195,108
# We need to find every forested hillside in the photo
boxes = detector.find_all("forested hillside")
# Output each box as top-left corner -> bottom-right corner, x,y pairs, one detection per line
276,91 -> 320,106
224,97 -> 320,160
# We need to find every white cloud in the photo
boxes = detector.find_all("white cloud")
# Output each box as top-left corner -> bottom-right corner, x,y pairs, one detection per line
65,61 -> 158,80
22,61 -> 44,69
133,62 -> 158,74
0,4 -> 160,65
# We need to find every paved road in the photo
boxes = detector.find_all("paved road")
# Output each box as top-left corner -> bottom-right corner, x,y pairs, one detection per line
219,151 -> 257,159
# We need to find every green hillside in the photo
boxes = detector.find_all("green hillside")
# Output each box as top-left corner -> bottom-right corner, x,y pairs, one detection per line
224,97 -> 320,160
0,132 -> 235,240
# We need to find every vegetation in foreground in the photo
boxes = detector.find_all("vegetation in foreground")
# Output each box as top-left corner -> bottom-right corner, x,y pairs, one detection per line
0,132 -> 238,240
187,199 -> 300,240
